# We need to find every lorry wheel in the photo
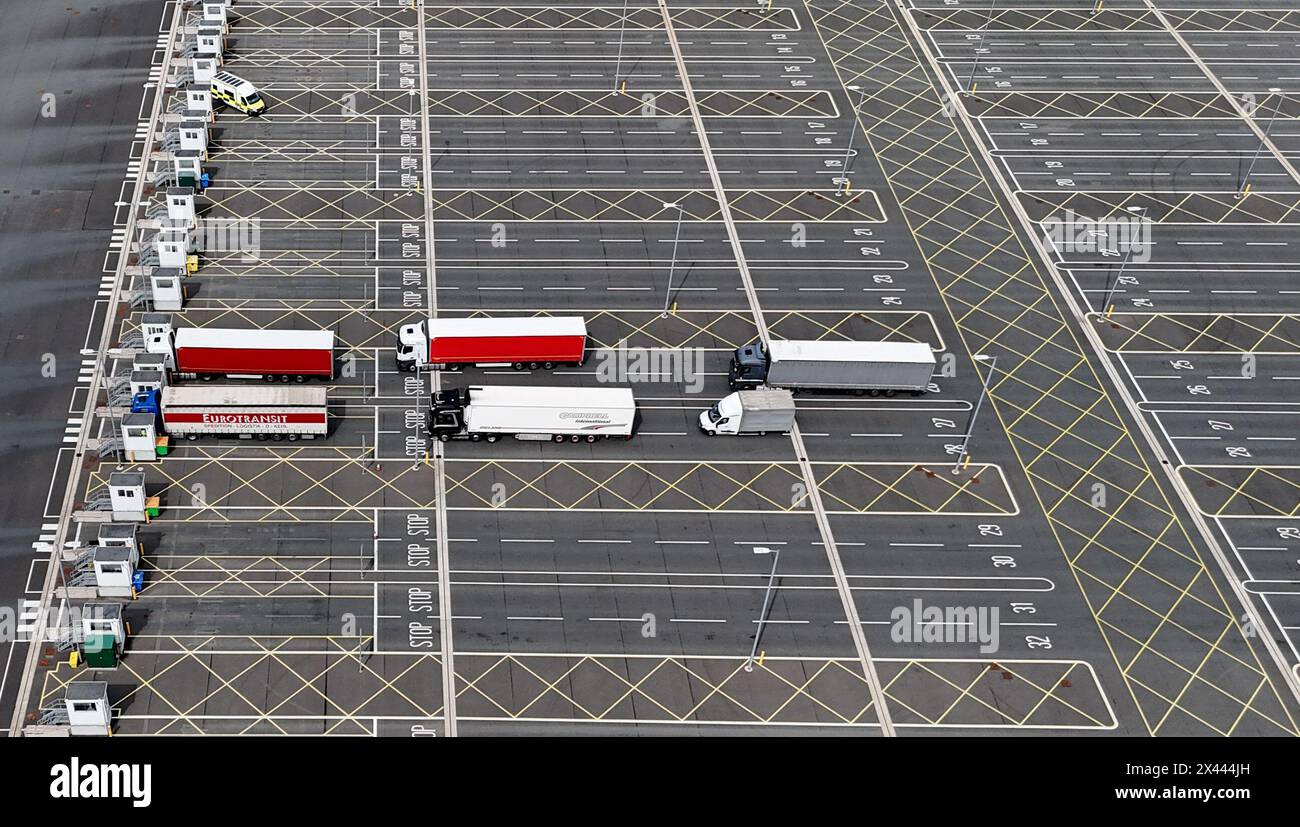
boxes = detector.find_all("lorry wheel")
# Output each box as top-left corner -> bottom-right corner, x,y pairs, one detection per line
272,434 -> 284,441
438,433 -> 452,442
288,434 -> 299,442
186,434 -> 199,441
256,433 -> 269,441
704,430 -> 715,437
884,389 -> 897,398
201,373 -> 215,382
853,389 -> 866,397
469,433 -> 482,442
911,390 -> 924,397
485,434 -> 500,443
568,361 -> 582,368
867,388 -> 881,397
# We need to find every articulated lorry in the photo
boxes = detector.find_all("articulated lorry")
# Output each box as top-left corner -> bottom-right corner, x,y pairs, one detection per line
132,386 -> 329,441
699,388 -> 796,436
729,340 -> 935,395
429,385 -> 636,443
397,316 -> 587,371
146,323 -> 335,382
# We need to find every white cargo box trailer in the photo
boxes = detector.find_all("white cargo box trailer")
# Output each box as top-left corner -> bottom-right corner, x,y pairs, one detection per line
160,385 -> 329,440
730,340 -> 935,394
431,385 -> 637,443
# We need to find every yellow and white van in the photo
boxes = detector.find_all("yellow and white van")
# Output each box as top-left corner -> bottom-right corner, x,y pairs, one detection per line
210,71 -> 266,116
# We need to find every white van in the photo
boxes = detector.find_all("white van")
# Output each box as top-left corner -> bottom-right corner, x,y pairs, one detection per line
210,71 -> 266,115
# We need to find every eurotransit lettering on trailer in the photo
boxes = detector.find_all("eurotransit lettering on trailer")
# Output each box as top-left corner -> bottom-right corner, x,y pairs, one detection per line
163,413 -> 324,425
49,758 -> 152,808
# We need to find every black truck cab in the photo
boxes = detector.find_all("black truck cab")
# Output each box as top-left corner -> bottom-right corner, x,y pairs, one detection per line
429,388 -> 467,438
729,344 -> 768,390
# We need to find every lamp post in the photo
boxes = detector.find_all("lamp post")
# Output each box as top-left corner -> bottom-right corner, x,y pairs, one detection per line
965,0 -> 998,95
1240,87 -> 1284,199
953,354 -> 996,475
1100,205 -> 1147,317
662,201 -> 684,318
744,546 -> 781,672
837,85 -> 865,196
613,0 -> 630,94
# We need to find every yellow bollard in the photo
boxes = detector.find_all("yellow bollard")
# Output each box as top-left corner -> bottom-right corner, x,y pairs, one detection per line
671,301 -> 678,315
70,651 -> 80,669
757,651 -> 766,667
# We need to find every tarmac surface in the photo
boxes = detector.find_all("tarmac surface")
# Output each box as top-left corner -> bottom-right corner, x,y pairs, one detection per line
4,0 -> 1299,736
0,0 -> 159,735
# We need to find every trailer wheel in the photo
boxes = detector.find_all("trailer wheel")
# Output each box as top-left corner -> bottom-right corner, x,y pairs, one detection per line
278,374 -> 291,383
485,434 -> 500,443
568,361 -> 582,368
867,388 -> 881,398
287,434 -> 299,442
256,433 -> 269,441
262,374 -> 276,383
469,433 -> 482,442
552,434 -> 565,443
201,373 -> 215,382
543,361 -> 555,370
186,434 -> 199,441
272,434 -> 285,441
853,389 -> 866,397
528,362 -> 540,371
512,362 -> 525,371
910,390 -> 924,397
884,389 -> 897,398
438,433 -> 452,442
294,375 -> 307,384
584,434 -> 597,443
569,434 -> 581,443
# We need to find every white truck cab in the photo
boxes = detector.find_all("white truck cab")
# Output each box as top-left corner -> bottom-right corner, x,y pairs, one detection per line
396,322 -> 426,370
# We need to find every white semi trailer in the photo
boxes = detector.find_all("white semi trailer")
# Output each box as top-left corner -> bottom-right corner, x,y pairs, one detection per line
729,340 -> 936,395
429,385 -> 637,443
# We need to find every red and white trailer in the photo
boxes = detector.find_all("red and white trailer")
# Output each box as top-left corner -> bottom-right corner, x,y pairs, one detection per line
148,326 -> 336,381
159,385 -> 328,441
396,316 -> 586,371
